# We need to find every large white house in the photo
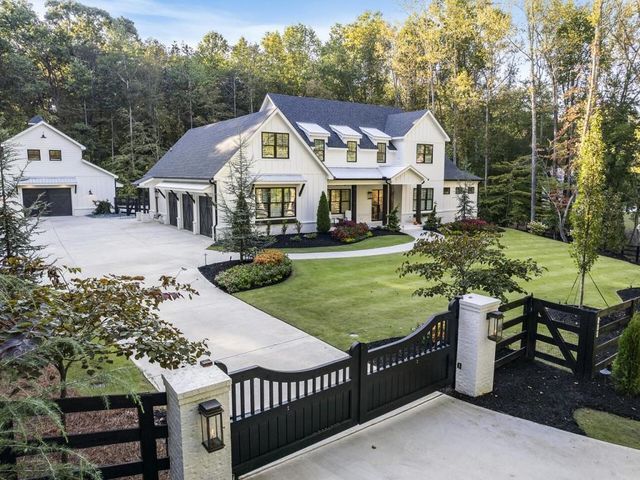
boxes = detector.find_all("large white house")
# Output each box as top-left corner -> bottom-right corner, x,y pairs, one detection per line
3,116 -> 119,216
139,94 -> 480,238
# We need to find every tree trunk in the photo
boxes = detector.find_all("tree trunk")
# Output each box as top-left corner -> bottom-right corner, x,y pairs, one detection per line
484,98 -> 490,197
529,32 -> 537,222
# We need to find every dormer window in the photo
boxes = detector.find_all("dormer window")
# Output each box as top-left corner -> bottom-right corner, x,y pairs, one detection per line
49,149 -> 62,161
416,144 -> 433,164
347,141 -> 357,162
262,133 -> 289,159
377,143 -> 386,163
313,139 -> 325,161
27,149 -> 41,161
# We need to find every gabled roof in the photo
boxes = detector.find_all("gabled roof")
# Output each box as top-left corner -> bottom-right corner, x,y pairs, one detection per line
266,93 -> 403,150
2,121 -> 86,150
384,110 -> 428,138
142,109 -> 271,181
444,160 -> 481,181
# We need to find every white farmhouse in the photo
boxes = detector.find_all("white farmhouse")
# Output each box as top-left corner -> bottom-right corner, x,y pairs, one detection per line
2,116 -> 119,216
139,94 -> 480,239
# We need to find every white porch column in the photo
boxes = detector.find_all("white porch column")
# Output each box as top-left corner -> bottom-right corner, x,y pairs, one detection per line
164,192 -> 171,225
163,365 -> 232,480
455,293 -> 501,397
177,195 -> 183,230
192,194 -> 199,235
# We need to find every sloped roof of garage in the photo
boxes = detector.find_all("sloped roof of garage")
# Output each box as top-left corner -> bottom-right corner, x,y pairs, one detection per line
141,109 -> 271,181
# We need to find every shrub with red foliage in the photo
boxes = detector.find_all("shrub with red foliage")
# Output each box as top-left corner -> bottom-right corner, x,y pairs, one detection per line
443,218 -> 502,234
331,220 -> 372,243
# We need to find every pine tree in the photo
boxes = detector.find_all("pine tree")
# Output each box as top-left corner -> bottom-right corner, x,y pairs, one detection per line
455,183 -> 476,220
316,192 -> 331,233
387,207 -> 401,232
220,136 -> 264,260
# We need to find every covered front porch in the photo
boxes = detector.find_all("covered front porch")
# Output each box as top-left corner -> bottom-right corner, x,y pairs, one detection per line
327,165 -> 430,227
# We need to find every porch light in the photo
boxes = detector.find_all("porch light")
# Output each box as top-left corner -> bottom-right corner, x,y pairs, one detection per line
198,399 -> 224,453
367,191 -> 372,199
487,311 -> 504,342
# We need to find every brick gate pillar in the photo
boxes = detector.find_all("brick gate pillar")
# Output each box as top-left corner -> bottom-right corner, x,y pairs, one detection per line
455,293 -> 501,397
163,364 -> 232,480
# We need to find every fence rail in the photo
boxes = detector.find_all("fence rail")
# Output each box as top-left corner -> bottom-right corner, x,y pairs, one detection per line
1,392 -> 168,480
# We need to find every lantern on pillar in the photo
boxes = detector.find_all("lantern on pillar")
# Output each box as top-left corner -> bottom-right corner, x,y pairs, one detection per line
487,311 -> 504,342
198,399 -> 224,452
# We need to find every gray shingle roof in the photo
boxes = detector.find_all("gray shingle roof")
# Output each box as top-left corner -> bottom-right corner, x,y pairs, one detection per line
384,110 -> 428,138
267,93 -> 404,150
142,110 -> 270,181
444,160 -> 482,181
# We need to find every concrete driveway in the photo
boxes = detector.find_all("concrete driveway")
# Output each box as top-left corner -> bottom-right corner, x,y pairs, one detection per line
245,393 -> 640,480
36,216 -> 346,387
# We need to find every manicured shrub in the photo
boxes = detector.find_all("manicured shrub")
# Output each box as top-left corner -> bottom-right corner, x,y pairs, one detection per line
303,233 -> 317,239
281,221 -> 289,235
316,192 -> 331,233
386,207 -> 401,232
253,249 -> 286,265
92,200 -> 112,215
527,220 -> 548,236
295,220 -> 303,234
423,204 -> 442,231
331,220 -> 371,243
613,313 -> 640,396
442,218 -> 501,235
215,256 -> 292,293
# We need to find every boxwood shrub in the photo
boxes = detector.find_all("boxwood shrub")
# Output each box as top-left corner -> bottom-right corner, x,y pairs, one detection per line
215,255 -> 292,293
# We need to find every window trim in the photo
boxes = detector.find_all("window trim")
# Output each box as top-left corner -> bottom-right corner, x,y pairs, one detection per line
376,142 -> 387,163
255,186 -> 297,219
313,138 -> 325,162
346,141 -> 357,162
49,149 -> 62,161
467,186 -> 475,194
261,132 -> 290,159
329,188 -> 351,214
455,187 -> 464,195
413,187 -> 434,212
443,187 -> 450,195
416,144 -> 433,164
27,149 -> 41,161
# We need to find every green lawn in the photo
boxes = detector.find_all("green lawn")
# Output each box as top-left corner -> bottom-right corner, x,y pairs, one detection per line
236,229 -> 640,350
574,408 -> 640,450
68,354 -> 155,396
280,234 -> 413,253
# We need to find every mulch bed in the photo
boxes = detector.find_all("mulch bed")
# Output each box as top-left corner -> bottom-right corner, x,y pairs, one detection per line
618,288 -> 640,302
198,259 -> 251,290
448,359 -> 640,435
265,229 -> 409,249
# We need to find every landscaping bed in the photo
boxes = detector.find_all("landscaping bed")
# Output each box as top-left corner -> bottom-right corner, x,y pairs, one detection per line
265,228 -> 408,249
449,359 -> 640,436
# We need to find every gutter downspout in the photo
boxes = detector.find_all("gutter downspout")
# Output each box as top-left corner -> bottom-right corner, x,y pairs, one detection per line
209,178 -> 218,241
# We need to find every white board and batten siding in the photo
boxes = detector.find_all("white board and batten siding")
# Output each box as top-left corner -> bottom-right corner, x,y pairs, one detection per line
5,122 -> 118,216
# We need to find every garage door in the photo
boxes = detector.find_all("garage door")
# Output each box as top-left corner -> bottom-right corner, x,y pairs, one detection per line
22,188 -> 72,216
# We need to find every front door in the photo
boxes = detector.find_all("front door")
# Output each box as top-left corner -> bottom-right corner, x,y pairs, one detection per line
371,189 -> 383,221
182,193 -> 194,231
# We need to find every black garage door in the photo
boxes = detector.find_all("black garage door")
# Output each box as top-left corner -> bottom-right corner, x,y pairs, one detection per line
168,192 -> 178,226
199,196 -> 213,237
22,188 -> 72,216
182,193 -> 194,231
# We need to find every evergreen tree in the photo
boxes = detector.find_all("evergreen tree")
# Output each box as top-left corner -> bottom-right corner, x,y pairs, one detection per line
220,137 -> 264,260
316,191 -> 331,233
455,183 -> 476,220
387,206 -> 400,232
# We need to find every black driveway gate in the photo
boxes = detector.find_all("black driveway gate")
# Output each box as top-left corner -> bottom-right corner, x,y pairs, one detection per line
221,306 -> 458,476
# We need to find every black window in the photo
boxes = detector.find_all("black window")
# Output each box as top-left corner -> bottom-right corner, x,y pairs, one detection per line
416,144 -> 433,164
49,149 -> 62,161
255,187 -> 296,219
455,187 -> 464,195
376,143 -> 386,163
27,149 -> 41,161
347,141 -> 357,162
329,189 -> 351,214
443,187 -> 450,195
261,132 -> 289,158
413,187 -> 434,211
468,186 -> 475,194
313,139 -> 325,161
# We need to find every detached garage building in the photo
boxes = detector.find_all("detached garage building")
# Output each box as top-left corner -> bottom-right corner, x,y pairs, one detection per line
2,116 -> 119,216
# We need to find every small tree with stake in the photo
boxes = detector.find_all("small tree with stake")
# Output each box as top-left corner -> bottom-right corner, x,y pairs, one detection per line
220,136 -> 264,260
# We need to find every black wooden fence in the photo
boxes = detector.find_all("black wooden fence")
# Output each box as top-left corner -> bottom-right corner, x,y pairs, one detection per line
495,295 -> 637,378
220,306 -> 458,476
1,392 -> 169,480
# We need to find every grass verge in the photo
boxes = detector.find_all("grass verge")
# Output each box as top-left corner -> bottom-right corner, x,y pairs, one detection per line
574,408 -> 640,450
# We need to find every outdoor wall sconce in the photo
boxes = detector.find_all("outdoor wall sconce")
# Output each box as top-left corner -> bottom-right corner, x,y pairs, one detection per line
198,399 -> 224,452
41,132 -> 47,139
487,310 -> 504,342
367,191 -> 372,199
88,189 -> 93,196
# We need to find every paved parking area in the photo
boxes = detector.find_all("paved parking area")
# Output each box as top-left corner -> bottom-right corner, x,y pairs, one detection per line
245,393 -> 640,480
37,216 -> 346,387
